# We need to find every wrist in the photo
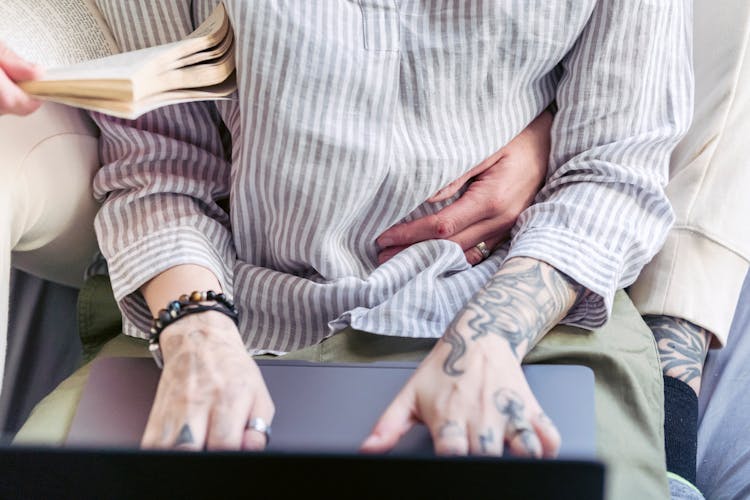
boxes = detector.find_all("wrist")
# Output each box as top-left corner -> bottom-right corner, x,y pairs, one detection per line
148,290 -> 239,368
159,311 -> 244,359
461,312 -> 535,361
453,258 -> 579,360
160,309 -> 238,339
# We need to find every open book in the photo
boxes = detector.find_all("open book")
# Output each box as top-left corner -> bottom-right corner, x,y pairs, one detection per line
9,1 -> 235,119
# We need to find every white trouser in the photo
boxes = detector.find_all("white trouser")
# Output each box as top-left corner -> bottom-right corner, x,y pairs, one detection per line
0,103 -> 99,389
629,0 -> 750,347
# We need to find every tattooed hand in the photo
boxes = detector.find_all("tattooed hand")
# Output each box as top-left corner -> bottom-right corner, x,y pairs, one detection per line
361,257 -> 583,457
140,310 -> 274,451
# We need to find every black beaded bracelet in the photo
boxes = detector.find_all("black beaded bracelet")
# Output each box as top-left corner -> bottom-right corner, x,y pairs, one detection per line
148,290 -> 239,369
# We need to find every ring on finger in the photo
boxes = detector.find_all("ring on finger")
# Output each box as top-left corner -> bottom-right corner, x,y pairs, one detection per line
507,420 -> 534,440
475,241 -> 491,260
246,416 -> 272,444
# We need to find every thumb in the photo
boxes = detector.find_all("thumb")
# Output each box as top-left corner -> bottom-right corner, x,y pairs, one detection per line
0,44 -> 43,82
427,173 -> 474,203
360,390 -> 418,454
427,148 -> 505,202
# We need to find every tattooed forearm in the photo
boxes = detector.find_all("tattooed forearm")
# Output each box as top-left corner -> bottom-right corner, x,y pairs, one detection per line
465,258 -> 582,358
440,258 -> 582,375
644,315 -> 711,394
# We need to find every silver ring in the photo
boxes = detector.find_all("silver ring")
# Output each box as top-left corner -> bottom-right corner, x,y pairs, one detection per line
246,416 -> 272,444
508,421 -> 534,440
475,241 -> 491,260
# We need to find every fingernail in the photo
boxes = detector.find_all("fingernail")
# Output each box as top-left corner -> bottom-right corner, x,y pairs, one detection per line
378,238 -> 393,247
29,63 -> 44,76
362,434 -> 382,448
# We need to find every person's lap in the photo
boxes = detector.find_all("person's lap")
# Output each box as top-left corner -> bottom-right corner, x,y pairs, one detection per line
0,103 -> 668,500
1,103 -> 100,288
15,275 -> 667,500
0,103 -> 99,394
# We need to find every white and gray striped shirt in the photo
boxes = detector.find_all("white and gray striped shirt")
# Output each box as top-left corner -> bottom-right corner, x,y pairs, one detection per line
91,0 -> 693,353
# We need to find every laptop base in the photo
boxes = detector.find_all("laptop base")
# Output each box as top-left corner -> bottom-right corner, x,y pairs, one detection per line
0,445 -> 605,500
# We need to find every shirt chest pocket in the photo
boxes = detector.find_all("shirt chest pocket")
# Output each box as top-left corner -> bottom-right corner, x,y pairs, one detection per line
358,0 -> 400,51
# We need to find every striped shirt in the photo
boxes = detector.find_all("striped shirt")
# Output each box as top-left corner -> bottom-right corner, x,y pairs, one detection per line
91,0 -> 693,353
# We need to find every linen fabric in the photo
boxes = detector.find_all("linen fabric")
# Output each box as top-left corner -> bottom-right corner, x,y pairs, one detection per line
90,0 -> 693,354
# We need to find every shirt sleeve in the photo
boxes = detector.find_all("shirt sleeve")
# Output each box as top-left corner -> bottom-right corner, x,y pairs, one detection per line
506,0 -> 694,329
91,1 -> 235,337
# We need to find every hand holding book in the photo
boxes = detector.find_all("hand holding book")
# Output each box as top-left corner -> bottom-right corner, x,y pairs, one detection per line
0,41 -> 43,116
16,2 -> 236,120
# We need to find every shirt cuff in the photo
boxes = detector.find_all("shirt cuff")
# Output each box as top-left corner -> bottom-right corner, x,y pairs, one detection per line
506,226 -> 625,330
628,229 -> 749,348
105,226 -> 235,337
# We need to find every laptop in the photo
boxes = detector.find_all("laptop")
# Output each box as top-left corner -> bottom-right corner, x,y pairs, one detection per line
1,358 -> 605,499
67,357 -> 599,459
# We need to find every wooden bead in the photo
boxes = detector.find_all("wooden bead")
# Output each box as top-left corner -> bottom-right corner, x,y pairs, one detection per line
158,309 -> 171,325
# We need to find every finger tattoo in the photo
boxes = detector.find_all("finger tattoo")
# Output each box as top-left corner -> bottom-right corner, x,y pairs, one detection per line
493,388 -> 525,424
479,429 -> 496,454
437,420 -> 465,440
493,389 -> 539,455
174,424 -> 195,447
506,418 -> 537,455
516,426 -> 540,456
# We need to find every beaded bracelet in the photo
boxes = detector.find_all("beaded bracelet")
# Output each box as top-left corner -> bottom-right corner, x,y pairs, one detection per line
148,290 -> 239,369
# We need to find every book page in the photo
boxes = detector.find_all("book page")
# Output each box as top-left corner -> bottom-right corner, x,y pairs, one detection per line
0,0 -> 119,68
38,75 -> 238,120
38,41 -> 187,82
24,3 -> 231,88
16,1 -> 235,109
25,33 -> 235,102
186,2 -> 229,40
